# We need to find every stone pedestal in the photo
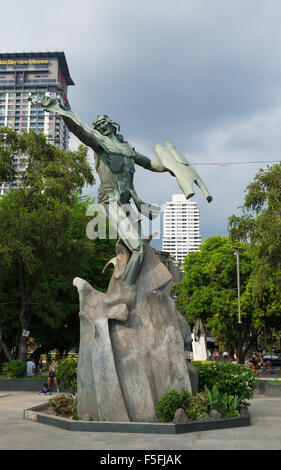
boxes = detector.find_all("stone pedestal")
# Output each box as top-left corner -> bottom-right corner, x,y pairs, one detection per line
74,242 -> 192,422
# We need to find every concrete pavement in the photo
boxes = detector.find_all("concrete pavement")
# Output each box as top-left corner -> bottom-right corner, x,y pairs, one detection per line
0,391 -> 280,450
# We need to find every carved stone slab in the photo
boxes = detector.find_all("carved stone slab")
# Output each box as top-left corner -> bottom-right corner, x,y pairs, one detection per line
74,243 -> 192,422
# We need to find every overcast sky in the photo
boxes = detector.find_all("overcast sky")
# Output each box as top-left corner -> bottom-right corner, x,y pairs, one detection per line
2,0 -> 281,249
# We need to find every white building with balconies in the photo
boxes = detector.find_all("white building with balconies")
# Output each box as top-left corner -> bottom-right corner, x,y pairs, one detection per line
162,194 -> 201,265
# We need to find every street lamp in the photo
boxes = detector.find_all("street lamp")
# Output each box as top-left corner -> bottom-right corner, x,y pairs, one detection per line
225,244 -> 244,364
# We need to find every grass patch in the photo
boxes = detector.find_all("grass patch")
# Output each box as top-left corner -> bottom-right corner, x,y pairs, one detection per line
0,375 -> 47,381
269,380 -> 281,386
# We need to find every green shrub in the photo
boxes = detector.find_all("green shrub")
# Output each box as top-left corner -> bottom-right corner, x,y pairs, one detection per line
204,384 -> 240,417
186,392 -> 209,421
2,360 -> 26,378
155,389 -> 191,423
49,393 -> 78,418
155,383 -> 243,422
196,362 -> 256,405
204,384 -> 221,410
56,357 -> 77,394
220,395 -> 240,417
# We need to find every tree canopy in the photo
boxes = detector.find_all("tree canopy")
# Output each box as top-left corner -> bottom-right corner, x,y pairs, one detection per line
228,163 -> 281,292
0,128 -> 115,362
173,235 -> 281,359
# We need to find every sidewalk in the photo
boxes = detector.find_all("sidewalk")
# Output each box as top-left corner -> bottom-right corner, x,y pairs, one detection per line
0,391 -> 280,450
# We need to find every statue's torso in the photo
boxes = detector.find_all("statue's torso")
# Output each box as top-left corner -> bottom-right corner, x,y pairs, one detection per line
95,151 -> 135,204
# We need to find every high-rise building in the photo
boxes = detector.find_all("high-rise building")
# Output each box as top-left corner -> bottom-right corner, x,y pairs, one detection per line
162,194 -> 201,265
0,51 -> 74,193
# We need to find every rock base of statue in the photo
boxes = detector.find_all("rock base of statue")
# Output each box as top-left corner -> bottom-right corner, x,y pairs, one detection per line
73,241 -> 192,423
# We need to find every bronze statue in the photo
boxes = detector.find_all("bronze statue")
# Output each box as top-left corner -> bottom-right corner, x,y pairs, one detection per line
29,95 -> 212,284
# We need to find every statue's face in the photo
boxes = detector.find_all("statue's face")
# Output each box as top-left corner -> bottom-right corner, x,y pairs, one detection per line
94,118 -> 113,136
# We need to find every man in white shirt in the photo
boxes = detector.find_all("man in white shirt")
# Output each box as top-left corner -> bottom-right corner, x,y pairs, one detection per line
26,359 -> 35,377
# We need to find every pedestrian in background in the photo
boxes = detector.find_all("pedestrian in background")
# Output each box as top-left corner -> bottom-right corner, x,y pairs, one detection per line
47,359 -> 60,393
26,359 -> 36,377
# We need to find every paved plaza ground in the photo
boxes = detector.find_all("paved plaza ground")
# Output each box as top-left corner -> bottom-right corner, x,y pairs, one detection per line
0,391 -> 280,450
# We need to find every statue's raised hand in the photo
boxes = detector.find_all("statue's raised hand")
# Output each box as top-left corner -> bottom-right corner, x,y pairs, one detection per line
28,95 -> 62,111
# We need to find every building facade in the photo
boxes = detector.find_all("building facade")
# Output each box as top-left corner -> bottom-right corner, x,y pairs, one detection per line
0,52 -> 74,193
162,194 -> 201,265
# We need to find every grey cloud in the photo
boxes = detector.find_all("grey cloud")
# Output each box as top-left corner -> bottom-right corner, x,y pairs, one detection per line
1,0 -> 281,244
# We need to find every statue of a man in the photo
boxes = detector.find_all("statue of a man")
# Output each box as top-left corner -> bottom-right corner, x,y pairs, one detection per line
29,96 -> 170,285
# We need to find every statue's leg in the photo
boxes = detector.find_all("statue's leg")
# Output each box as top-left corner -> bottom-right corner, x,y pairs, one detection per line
104,200 -> 146,285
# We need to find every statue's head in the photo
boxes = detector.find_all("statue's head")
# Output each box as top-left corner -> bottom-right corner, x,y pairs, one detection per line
93,115 -> 121,137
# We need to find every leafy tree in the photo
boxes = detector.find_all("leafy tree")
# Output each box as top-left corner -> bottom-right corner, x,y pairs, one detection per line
228,163 -> 281,349
0,262 -> 20,361
27,197 -> 116,362
173,235 -> 281,359
228,163 -> 281,292
0,127 -> 18,185
0,128 -> 95,361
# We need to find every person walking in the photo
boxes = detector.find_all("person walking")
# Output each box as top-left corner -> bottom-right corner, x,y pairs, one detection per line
47,360 -> 60,393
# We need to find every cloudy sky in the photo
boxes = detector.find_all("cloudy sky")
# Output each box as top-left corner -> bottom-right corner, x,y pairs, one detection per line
2,0 -> 281,248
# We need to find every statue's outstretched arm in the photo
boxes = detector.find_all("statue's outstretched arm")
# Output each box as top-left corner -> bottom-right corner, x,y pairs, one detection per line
28,96 -> 102,152
134,152 -> 174,174
29,96 -> 138,158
